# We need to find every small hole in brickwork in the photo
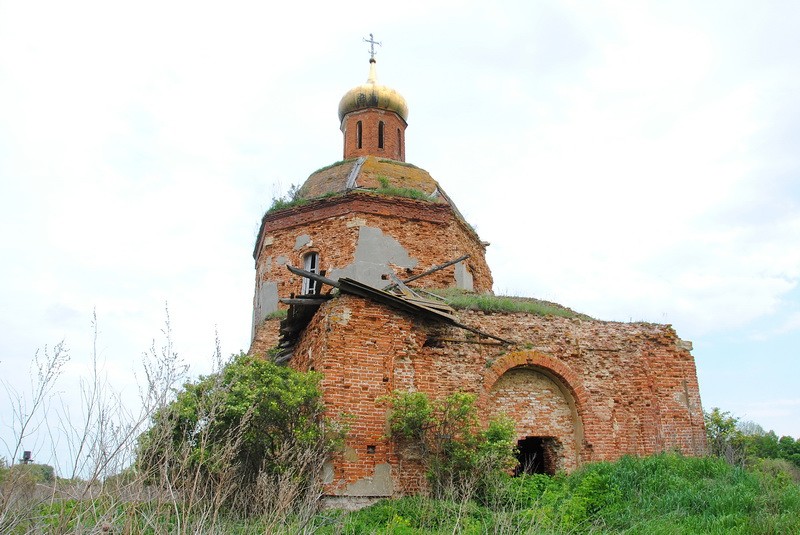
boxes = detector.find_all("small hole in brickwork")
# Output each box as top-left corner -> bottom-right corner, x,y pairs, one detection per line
515,436 -> 559,476
367,445 -> 376,454
423,337 -> 443,348
382,377 -> 389,382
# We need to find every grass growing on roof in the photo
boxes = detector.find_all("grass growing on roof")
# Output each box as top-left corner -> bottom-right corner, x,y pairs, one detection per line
267,196 -> 308,213
372,175 -> 433,201
430,288 -> 592,319
373,186 -> 433,201
310,158 -> 355,175
378,158 -> 420,168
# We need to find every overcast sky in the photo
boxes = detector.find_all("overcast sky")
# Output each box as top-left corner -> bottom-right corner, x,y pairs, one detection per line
1,0 -> 799,468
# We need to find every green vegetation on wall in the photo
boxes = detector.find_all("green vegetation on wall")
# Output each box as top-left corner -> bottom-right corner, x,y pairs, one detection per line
431,288 -> 592,319
380,390 -> 517,501
267,184 -> 306,213
374,175 -> 433,201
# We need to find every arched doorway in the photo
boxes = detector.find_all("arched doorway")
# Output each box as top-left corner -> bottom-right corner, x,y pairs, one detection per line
488,366 -> 580,473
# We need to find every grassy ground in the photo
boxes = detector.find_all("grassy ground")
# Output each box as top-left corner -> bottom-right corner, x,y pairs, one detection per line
322,454 -> 800,534
4,454 -> 798,534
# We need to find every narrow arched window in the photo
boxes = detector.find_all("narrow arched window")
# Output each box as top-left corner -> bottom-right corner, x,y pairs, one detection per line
378,121 -> 384,149
397,128 -> 402,159
356,121 -> 362,149
302,252 -> 319,294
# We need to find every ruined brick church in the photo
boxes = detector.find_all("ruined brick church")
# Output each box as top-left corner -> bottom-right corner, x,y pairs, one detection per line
249,51 -> 706,502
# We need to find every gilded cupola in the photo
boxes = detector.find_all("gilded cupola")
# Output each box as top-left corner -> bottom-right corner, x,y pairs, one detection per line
337,58 -> 409,123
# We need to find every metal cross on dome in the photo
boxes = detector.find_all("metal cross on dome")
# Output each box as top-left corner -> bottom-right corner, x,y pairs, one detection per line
363,33 -> 382,59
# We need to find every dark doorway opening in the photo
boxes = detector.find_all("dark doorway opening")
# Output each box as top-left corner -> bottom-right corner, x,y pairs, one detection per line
515,436 -> 557,476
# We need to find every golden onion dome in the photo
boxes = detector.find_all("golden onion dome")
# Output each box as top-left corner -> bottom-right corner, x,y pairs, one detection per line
338,59 -> 409,123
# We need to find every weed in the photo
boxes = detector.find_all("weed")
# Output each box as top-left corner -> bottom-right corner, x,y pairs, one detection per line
430,288 -> 592,319
311,158 -> 355,175
378,159 -> 419,168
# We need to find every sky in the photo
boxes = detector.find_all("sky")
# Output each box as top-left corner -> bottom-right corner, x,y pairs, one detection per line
1,0 -> 799,468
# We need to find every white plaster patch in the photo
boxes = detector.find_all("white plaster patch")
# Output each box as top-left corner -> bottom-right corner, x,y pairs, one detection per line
455,261 -> 474,291
251,281 -> 279,338
328,226 -> 419,288
346,217 -> 367,228
322,461 -> 334,484
294,234 -> 312,250
342,463 -> 393,497
332,306 -> 352,325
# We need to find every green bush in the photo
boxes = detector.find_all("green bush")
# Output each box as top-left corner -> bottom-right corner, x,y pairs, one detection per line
0,462 -> 55,486
137,352 -> 343,516
380,391 -> 517,501
705,407 -> 800,470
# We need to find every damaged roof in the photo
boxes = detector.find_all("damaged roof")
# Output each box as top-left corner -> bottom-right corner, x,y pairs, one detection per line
298,156 -> 445,203
272,265 -> 510,364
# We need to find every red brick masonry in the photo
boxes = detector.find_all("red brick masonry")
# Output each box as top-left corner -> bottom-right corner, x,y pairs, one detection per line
285,295 -> 706,496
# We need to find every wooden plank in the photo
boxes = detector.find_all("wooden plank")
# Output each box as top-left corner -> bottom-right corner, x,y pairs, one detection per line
279,298 -> 330,306
427,338 -> 506,346
286,265 -> 341,288
450,320 -> 512,345
387,272 -> 419,298
401,297 -> 456,313
383,254 -> 470,290
415,288 -> 449,302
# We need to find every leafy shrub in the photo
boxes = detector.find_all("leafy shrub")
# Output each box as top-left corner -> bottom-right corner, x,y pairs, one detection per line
705,407 -> 800,470
380,391 -> 517,501
137,352 -> 343,516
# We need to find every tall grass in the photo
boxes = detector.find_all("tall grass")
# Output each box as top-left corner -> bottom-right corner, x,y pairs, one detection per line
0,312 -> 328,534
323,453 -> 800,534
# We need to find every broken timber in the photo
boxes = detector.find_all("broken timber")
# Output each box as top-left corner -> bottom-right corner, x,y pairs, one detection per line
382,254 -> 470,291
279,297 -> 331,306
272,265 -> 511,364
287,265 -> 340,288
427,337 -> 506,346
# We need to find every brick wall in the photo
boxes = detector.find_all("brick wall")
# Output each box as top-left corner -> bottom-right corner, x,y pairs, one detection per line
341,108 -> 406,161
289,295 -> 707,497
249,193 -> 493,355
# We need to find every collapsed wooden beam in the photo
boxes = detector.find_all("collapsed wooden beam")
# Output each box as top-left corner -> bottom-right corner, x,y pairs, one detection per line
383,254 -> 470,291
284,264 -> 512,346
427,338 -> 506,346
287,265 -> 341,288
279,297 -> 331,306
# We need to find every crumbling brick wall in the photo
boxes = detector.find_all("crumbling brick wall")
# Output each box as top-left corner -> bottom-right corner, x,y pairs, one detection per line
249,192 -> 492,356
289,295 -> 707,497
